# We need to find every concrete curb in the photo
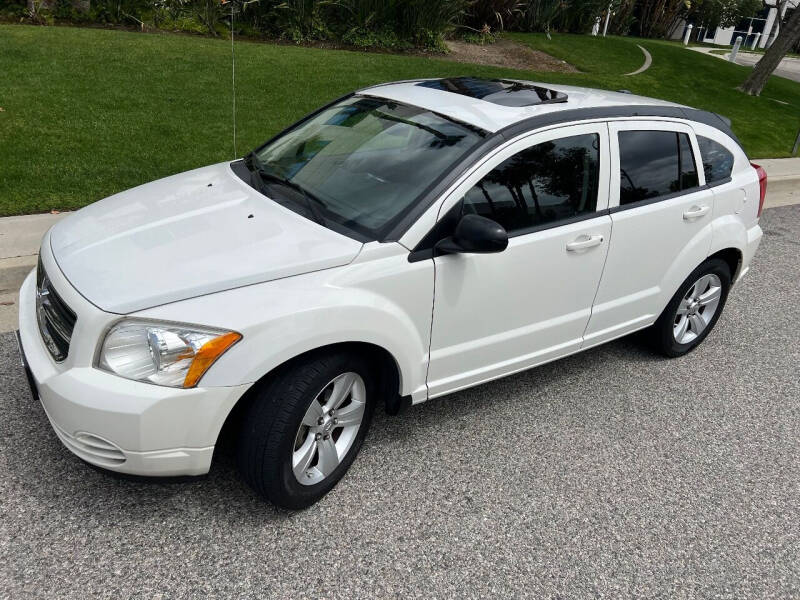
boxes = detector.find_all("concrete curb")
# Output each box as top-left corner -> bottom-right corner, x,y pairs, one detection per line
753,158 -> 800,208
624,45 -> 653,76
0,213 -> 68,260
1,158 -> 799,332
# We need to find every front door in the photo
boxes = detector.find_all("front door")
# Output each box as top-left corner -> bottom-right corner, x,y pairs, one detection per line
426,124 -> 612,398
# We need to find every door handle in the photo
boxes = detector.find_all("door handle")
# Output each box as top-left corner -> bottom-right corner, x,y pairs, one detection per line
683,205 -> 711,220
566,234 -> 604,252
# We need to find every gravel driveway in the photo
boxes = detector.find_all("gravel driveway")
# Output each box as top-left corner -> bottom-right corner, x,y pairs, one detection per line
2,206 -> 799,599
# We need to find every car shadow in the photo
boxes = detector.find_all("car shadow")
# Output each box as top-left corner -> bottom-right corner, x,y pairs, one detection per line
2,331 -> 661,524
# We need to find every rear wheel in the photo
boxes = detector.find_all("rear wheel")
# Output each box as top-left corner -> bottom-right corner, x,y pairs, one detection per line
648,258 -> 731,358
237,352 -> 375,509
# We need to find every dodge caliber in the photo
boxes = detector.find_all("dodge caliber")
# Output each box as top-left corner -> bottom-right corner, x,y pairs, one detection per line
17,78 -> 765,508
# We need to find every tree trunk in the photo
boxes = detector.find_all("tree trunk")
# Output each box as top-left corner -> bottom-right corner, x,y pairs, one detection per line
739,7 -> 800,96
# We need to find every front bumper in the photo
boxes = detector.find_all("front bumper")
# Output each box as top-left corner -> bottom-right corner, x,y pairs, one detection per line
18,264 -> 251,476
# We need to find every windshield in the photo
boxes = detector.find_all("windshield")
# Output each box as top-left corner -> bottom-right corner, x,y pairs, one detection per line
249,96 -> 486,239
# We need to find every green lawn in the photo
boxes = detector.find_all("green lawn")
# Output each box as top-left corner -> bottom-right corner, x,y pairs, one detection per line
509,33 -> 800,160
2,26 -> 799,216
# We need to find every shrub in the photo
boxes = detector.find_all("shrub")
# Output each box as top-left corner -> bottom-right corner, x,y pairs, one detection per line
395,0 -> 467,50
277,0 -> 329,42
463,0 -> 522,32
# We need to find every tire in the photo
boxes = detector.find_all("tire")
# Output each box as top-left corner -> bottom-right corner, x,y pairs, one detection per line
237,351 -> 376,509
648,258 -> 732,358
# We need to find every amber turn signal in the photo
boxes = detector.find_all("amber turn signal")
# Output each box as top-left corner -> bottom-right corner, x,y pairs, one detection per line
183,331 -> 242,388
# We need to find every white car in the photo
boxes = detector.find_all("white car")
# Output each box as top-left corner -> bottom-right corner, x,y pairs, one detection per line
17,78 -> 765,508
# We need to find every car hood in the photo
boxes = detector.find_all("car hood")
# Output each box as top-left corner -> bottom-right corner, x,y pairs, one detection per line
50,162 -> 363,314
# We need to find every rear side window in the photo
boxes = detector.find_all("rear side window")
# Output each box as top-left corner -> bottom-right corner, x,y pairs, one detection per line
462,133 -> 600,234
618,130 -> 699,205
697,136 -> 734,185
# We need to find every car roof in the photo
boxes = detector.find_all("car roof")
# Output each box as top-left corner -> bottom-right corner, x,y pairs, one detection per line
358,77 -> 686,133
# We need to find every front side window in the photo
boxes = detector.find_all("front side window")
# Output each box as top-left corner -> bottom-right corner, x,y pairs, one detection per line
461,133 -> 600,234
697,135 -> 734,185
618,130 -> 699,205
249,97 -> 485,239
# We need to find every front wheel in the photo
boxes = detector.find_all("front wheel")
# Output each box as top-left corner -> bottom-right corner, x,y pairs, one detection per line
237,352 -> 375,509
648,258 -> 732,358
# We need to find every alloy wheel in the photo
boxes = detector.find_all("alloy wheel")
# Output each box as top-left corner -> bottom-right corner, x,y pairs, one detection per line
673,273 -> 722,344
292,372 -> 366,486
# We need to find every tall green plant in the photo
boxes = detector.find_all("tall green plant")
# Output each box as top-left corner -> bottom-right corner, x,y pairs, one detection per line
517,0 -> 565,35
395,0 -> 467,48
277,0 -> 328,40
328,0 -> 393,29
607,0 -> 637,36
464,0 -> 522,32
188,0 -> 225,35
551,0 -> 607,33
636,0 -> 689,38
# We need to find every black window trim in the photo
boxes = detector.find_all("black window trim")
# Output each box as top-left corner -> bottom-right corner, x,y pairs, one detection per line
608,184 -> 709,214
505,208 -> 608,238
677,129 -> 698,189
705,175 -> 733,189
407,207 -> 610,263
409,176 -> 714,262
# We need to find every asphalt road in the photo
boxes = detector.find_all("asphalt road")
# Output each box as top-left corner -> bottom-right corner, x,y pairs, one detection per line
2,206 -> 799,599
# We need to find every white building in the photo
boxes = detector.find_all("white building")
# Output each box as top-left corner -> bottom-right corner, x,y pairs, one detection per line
694,0 -> 798,48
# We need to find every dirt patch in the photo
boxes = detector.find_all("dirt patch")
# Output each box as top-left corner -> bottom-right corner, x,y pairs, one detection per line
440,39 -> 578,73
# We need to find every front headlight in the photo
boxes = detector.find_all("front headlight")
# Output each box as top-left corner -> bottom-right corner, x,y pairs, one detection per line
98,320 -> 241,388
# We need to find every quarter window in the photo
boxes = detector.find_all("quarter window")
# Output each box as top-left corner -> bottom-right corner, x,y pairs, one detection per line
697,136 -> 734,185
462,133 -> 600,233
618,130 -> 699,205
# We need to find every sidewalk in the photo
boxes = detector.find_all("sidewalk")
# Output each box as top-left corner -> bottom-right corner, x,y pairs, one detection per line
1,158 -> 799,333
0,213 -> 67,332
687,45 -> 800,84
754,158 -> 800,207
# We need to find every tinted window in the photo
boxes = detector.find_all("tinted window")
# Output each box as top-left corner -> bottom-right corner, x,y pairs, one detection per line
417,77 -> 567,107
462,133 -> 600,233
251,97 -> 485,239
619,131 -> 699,205
697,136 -> 734,184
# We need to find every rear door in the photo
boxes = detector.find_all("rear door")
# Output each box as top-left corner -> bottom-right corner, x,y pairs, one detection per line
584,121 -> 713,347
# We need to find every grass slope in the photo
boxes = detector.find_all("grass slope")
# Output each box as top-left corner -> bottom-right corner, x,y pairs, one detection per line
1,26 -> 799,215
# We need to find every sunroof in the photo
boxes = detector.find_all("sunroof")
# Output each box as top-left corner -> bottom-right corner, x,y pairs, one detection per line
417,77 -> 568,107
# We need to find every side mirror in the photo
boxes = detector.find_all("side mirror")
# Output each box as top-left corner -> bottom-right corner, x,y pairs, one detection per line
435,214 -> 508,255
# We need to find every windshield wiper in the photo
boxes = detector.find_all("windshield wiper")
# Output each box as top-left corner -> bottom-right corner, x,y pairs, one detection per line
244,151 -> 328,226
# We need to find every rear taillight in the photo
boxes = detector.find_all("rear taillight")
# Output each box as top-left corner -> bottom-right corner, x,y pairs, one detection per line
751,163 -> 767,217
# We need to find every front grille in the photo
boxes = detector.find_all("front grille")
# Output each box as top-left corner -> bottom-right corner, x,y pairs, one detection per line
36,257 -> 76,362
